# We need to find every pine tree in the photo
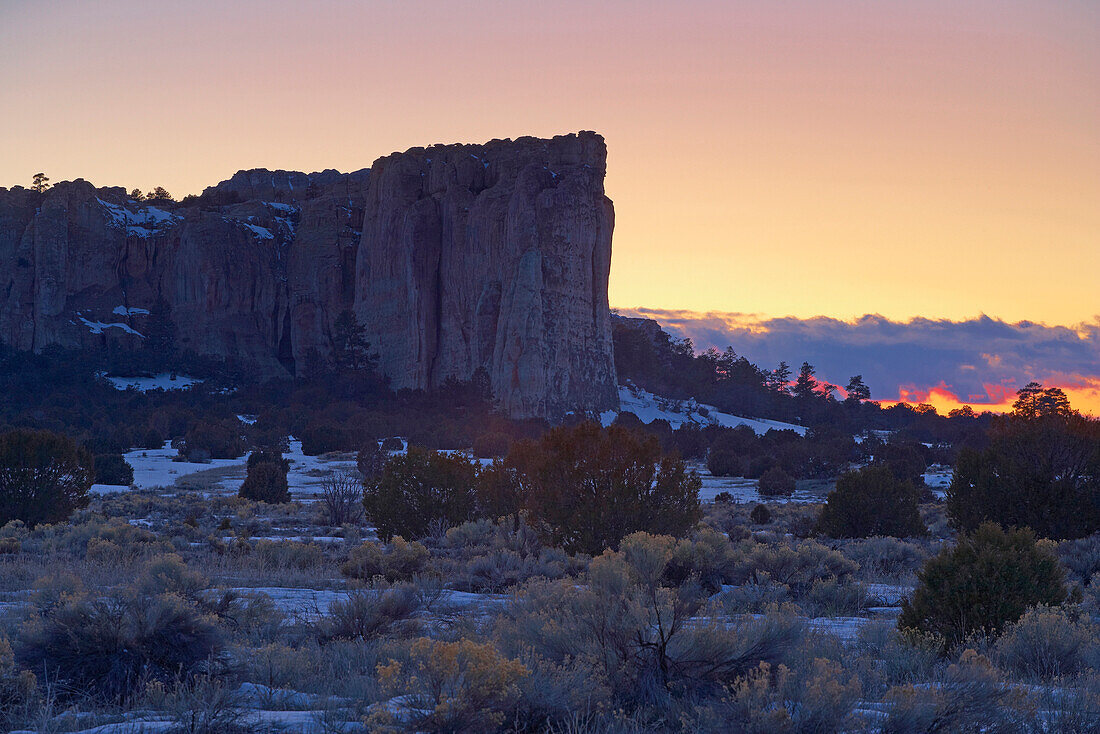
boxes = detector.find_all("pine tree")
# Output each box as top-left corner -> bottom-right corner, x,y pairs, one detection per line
844,375 -> 871,404
31,173 -> 50,193
331,309 -> 373,372
768,361 -> 792,394
793,362 -> 817,399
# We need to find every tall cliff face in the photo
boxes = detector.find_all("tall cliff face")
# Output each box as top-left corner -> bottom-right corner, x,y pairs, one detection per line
0,132 -> 618,419
356,132 -> 617,418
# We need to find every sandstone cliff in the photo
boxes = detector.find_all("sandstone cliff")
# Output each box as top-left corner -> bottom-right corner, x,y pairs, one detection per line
0,132 -> 618,419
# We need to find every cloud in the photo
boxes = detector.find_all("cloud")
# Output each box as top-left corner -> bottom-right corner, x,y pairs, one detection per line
615,308 -> 1100,412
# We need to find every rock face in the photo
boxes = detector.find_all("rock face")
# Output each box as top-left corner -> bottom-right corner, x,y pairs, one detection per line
0,132 -> 618,419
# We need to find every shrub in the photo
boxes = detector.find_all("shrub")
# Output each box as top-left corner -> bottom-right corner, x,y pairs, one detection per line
495,536 -> 806,708
17,589 -> 223,703
757,467 -> 795,496
183,418 -> 245,460
750,504 -> 772,525
874,440 -> 927,484
841,536 -> 929,580
318,585 -> 421,642
706,658 -> 861,733
509,422 -> 702,555
473,460 -> 524,524
320,470 -> 363,525
140,427 -> 165,450
729,539 -> 857,593
94,453 -> 133,485
816,465 -> 926,539
246,449 -> 288,471
799,578 -> 874,617
363,447 -> 479,541
472,431 -> 511,458
300,424 -> 349,456
380,437 -> 404,452
238,460 -> 290,503
356,442 -> 386,481
947,414 -> 1100,540
898,523 -> 1069,647
0,637 -> 36,728
707,448 -> 742,477
372,638 -> 528,732
254,540 -> 323,570
993,606 -> 1097,680
341,537 -> 430,582
1058,533 -> 1100,586
0,428 -> 93,527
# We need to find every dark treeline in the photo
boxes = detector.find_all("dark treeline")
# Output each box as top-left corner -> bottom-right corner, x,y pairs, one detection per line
612,314 -> 993,444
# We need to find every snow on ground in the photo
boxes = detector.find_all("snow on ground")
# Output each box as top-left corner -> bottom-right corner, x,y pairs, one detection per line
695,463 -> 830,504
101,373 -> 201,392
89,484 -> 130,495
923,465 -> 952,498
124,443 -> 247,491
601,383 -> 806,436
120,438 -> 360,495
229,586 -> 502,619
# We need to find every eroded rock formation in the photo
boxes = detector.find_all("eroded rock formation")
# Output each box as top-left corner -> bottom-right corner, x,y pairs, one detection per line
0,132 -> 618,419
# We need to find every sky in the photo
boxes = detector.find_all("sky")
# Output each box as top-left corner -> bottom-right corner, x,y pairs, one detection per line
2,1 -> 1098,412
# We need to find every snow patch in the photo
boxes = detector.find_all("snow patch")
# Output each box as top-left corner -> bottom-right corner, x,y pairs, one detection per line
111,305 -> 150,316
78,316 -> 144,337
238,222 -> 274,239
602,383 -> 806,436
101,373 -> 201,392
97,198 -> 180,237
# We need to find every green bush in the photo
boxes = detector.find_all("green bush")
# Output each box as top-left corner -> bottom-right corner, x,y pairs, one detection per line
238,460 -> 290,503
898,523 -> 1069,647
94,453 -> 133,485
750,504 -> 772,525
300,424 -> 350,456
510,422 -> 702,555
0,429 -> 93,528
363,447 -> 479,541
757,467 -> 795,496
707,448 -> 742,477
947,414 -> 1100,540
472,431 -> 511,458
816,465 -> 926,538
183,418 -> 245,460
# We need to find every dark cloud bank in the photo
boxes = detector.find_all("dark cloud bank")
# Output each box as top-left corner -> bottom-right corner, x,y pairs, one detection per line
617,309 -> 1100,405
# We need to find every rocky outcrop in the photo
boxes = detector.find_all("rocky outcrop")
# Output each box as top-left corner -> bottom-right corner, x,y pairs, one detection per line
0,132 -> 618,419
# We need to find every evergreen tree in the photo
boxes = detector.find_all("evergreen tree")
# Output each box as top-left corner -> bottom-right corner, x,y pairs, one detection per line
844,375 -> 871,404
1012,382 -> 1072,420
331,309 -> 373,372
793,362 -> 817,400
767,361 -> 792,394
31,173 -> 50,193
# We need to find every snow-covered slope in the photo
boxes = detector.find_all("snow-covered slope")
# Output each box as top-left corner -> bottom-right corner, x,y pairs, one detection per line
601,383 -> 806,436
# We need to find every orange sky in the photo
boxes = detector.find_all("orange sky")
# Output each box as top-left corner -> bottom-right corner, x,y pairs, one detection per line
2,1 -> 1098,409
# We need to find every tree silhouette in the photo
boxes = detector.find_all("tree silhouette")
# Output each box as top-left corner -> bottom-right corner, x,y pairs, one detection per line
1012,382 -> 1072,420
793,362 -> 817,400
332,309 -> 374,372
31,173 -> 50,193
844,375 -> 871,404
